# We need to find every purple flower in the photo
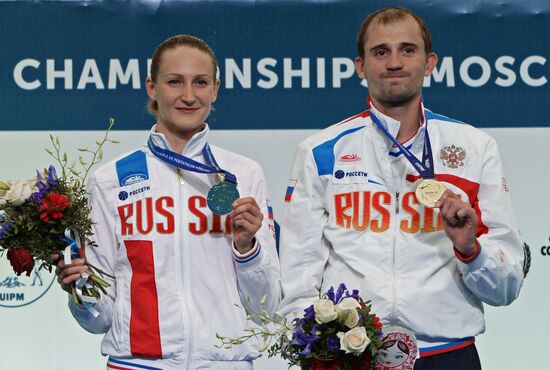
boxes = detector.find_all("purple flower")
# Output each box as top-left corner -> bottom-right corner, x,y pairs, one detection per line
0,221 -> 13,240
345,289 -> 360,300
46,165 -> 58,185
292,323 -> 320,356
32,166 -> 58,204
326,286 -> 336,303
327,336 -> 340,351
31,186 -> 47,204
304,304 -> 315,321
335,283 -> 347,303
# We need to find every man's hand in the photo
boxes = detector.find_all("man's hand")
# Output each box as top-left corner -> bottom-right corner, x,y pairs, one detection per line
230,197 -> 264,253
437,190 -> 478,257
51,253 -> 90,294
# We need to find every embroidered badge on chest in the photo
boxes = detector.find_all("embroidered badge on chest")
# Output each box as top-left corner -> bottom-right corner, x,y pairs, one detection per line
440,145 -> 466,169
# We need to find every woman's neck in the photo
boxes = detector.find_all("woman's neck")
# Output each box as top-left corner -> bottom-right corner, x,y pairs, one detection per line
155,123 -> 206,154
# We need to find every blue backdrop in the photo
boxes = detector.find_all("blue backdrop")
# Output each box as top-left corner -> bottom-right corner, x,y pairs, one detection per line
2,0 -> 549,130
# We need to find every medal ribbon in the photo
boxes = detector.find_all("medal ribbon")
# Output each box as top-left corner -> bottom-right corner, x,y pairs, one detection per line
61,228 -> 100,318
370,111 -> 435,179
147,137 -> 237,184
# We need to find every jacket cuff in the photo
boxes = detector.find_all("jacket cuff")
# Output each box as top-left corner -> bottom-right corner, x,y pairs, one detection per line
454,239 -> 481,263
233,238 -> 262,269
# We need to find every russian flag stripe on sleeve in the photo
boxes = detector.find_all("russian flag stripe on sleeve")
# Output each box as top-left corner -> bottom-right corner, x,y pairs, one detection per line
285,179 -> 297,202
125,240 -> 163,359
107,357 -> 163,370
419,338 -> 475,357
267,199 -> 274,220
234,241 -> 261,263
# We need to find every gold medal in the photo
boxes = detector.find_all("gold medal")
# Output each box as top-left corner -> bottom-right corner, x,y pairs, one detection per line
415,179 -> 446,208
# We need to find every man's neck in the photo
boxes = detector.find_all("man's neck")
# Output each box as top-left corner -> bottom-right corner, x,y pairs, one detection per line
371,97 -> 422,143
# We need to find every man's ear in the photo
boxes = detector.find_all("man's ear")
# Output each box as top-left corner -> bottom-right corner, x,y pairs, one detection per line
425,52 -> 438,77
355,57 -> 367,80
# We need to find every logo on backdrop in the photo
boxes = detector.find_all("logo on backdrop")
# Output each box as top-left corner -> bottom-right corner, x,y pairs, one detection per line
0,258 -> 55,308
540,237 -> 550,256
10,55 -> 549,91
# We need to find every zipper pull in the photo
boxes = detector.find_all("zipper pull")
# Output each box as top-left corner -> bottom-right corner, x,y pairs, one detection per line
395,192 -> 400,213
177,168 -> 185,185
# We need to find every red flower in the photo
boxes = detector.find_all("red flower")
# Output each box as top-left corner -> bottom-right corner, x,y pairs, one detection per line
308,355 -> 372,370
38,192 -> 71,222
309,357 -> 343,370
7,247 -> 35,276
373,316 -> 383,329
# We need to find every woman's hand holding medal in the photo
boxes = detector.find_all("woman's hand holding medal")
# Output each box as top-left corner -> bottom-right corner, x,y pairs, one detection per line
436,190 -> 478,257
231,197 -> 264,253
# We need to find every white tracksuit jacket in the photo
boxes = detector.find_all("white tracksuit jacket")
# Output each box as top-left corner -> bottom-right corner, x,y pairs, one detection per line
279,102 -> 524,356
69,125 -> 281,370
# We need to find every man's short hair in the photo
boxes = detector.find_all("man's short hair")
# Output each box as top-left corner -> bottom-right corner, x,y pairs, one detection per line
357,7 -> 433,58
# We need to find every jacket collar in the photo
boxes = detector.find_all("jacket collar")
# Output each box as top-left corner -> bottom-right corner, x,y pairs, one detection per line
366,96 -> 427,154
148,123 -> 210,158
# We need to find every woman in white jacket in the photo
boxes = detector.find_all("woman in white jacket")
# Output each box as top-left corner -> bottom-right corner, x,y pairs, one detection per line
54,35 -> 280,370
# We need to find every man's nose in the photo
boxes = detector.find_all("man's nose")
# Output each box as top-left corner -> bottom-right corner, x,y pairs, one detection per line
386,52 -> 404,69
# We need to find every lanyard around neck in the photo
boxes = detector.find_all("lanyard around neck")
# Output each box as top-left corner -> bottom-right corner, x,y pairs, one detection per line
147,136 -> 237,184
370,112 -> 435,180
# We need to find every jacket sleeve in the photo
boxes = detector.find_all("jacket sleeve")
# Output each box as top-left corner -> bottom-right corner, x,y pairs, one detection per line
233,164 -> 281,319
456,137 -> 524,306
68,172 -> 117,333
278,140 -> 330,316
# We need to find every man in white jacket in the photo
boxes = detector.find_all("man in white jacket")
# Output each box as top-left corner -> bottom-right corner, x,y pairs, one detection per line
279,7 -> 523,370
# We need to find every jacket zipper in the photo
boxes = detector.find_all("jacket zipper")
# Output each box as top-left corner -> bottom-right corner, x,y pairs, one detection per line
390,191 -> 399,325
175,168 -> 193,369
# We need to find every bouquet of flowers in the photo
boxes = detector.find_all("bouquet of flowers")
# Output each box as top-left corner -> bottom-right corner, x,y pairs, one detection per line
0,119 -> 117,309
217,284 -> 387,370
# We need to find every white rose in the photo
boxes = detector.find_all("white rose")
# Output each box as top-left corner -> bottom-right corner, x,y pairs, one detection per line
2,178 -> 37,206
337,297 -> 361,328
313,298 -> 338,324
0,181 -> 12,208
337,326 -> 370,355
